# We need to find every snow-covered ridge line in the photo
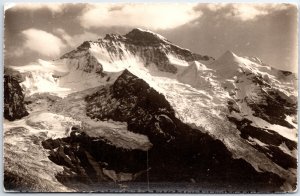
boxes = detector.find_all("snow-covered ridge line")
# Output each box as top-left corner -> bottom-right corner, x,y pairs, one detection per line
61,28 -> 214,63
134,27 -> 169,42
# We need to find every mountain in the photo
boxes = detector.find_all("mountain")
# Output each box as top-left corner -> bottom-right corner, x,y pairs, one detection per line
11,28 -> 215,97
4,28 -> 297,192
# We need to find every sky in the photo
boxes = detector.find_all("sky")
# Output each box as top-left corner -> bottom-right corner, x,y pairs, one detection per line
4,3 -> 298,72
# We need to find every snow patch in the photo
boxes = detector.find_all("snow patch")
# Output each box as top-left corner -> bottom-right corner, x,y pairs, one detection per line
278,142 -> 297,158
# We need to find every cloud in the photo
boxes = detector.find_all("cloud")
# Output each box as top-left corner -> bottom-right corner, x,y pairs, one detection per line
22,28 -> 66,57
55,28 -> 99,47
5,3 -> 63,13
196,3 -> 291,21
4,47 -> 24,62
227,4 -> 268,20
79,3 -> 202,30
228,4 -> 289,21
12,48 -> 24,57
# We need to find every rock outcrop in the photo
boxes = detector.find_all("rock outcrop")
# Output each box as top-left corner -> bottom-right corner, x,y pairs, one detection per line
4,74 -> 28,121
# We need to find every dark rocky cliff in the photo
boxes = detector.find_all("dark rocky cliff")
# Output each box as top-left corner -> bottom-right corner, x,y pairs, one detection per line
4,74 -> 28,121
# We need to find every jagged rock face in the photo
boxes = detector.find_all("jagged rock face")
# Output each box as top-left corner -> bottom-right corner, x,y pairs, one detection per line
60,47 -> 103,74
245,88 -> 297,128
124,28 -> 168,45
228,117 -> 297,170
228,68 -> 297,128
4,75 -> 29,121
4,67 -> 25,83
86,69 -> 177,144
123,29 -> 214,72
41,130 -> 147,188
61,28 -> 214,74
82,70 -> 284,190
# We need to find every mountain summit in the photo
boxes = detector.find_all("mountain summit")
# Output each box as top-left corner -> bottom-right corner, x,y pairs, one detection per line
4,29 -> 298,192
124,28 -> 169,44
217,50 -> 238,62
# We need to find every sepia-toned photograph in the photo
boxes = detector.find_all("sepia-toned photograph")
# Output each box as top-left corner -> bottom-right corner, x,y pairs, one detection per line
3,2 -> 298,193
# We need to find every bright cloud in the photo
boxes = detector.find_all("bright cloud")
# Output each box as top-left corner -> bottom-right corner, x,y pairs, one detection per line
5,3 -> 63,13
204,3 -> 291,21
229,4 -> 269,21
55,28 -> 99,47
22,28 -> 66,57
79,3 -> 202,29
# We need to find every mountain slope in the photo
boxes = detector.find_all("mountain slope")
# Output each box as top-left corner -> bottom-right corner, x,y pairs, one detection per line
4,28 -> 298,192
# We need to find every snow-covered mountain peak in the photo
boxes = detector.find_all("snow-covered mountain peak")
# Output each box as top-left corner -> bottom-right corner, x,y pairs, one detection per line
210,50 -> 251,78
211,50 -> 275,80
58,29 -> 214,75
11,29 -> 214,97
215,50 -> 240,64
124,28 -> 169,44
